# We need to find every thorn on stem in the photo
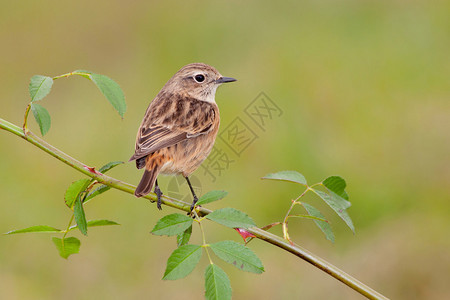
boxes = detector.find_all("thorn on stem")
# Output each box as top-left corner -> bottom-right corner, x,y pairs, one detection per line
84,166 -> 98,174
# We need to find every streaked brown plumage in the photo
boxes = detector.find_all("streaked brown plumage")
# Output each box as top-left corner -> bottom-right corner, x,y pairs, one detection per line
129,63 -> 236,210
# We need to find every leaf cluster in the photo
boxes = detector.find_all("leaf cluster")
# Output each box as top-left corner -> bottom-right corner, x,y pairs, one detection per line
26,71 -> 126,136
263,171 -> 354,243
151,191 -> 262,300
5,161 -> 123,258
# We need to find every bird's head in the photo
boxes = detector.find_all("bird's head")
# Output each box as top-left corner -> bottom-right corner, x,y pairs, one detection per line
165,63 -> 236,103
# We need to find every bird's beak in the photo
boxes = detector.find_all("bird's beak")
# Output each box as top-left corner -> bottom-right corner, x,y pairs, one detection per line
215,77 -> 237,84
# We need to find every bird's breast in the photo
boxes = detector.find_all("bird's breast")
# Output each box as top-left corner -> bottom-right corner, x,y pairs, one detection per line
160,124 -> 219,176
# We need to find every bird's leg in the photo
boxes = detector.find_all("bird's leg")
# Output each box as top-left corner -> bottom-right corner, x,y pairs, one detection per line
154,179 -> 163,210
185,176 -> 198,212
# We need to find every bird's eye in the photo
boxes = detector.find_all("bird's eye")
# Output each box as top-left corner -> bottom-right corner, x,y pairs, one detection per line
194,74 -> 205,83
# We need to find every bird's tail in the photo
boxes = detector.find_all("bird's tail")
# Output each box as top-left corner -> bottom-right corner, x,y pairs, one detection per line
135,158 -> 162,197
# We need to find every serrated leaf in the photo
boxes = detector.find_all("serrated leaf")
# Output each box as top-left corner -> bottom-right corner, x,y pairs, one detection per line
205,264 -> 232,300
87,219 -> 119,227
312,189 -> 355,233
65,179 -> 90,208
196,190 -> 228,206
30,103 -> 51,136
206,208 -> 256,229
75,70 -> 126,118
73,70 -> 126,117
29,75 -> 53,102
68,219 -> 120,231
91,73 -> 126,117
177,225 -> 192,247
209,241 -> 264,274
98,161 -> 124,174
163,244 -> 202,280
328,189 -> 351,209
289,214 -> 328,222
74,198 -> 87,235
302,202 -> 335,243
151,213 -> 193,236
262,170 -> 307,185
5,225 -> 62,235
52,237 -> 80,259
323,176 -> 349,200
84,184 -> 111,203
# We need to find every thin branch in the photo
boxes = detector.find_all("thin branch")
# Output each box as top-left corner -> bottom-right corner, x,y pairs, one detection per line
0,117 -> 388,300
23,104 -> 31,133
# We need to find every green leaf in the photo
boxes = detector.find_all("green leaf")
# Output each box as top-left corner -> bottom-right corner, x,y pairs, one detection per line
52,237 -> 81,259
288,215 -> 327,222
323,176 -> 349,200
262,170 -> 307,185
302,202 -> 335,243
74,70 -> 126,118
68,219 -> 120,231
74,198 -> 87,235
91,73 -> 126,117
84,184 -> 111,203
312,189 -> 355,233
206,208 -> 256,229
196,190 -> 228,206
328,189 -> 351,209
29,75 -> 53,102
30,103 -> 51,136
98,161 -> 124,174
205,264 -> 232,300
87,219 -> 119,227
209,241 -> 264,274
5,225 -> 61,235
163,244 -> 202,280
151,213 -> 193,236
177,225 -> 192,247
65,179 -> 90,208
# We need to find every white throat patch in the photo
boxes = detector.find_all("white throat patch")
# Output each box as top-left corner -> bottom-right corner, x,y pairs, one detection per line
203,85 -> 219,103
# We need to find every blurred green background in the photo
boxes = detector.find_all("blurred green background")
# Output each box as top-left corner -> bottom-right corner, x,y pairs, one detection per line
1,0 -> 449,299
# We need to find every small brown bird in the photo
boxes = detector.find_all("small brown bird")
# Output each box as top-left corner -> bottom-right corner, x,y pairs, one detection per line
129,63 -> 236,210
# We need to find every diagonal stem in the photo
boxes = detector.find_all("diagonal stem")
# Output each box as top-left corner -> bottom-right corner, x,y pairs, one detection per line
0,117 -> 388,300
0,117 -> 189,211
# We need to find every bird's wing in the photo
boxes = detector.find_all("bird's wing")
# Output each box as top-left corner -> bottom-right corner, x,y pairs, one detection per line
129,101 -> 216,162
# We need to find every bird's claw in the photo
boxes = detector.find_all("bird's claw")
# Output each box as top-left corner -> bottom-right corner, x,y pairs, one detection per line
155,185 -> 163,210
188,196 -> 199,216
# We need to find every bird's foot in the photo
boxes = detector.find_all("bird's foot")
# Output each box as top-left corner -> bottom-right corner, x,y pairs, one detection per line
155,185 -> 163,210
189,195 -> 199,215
